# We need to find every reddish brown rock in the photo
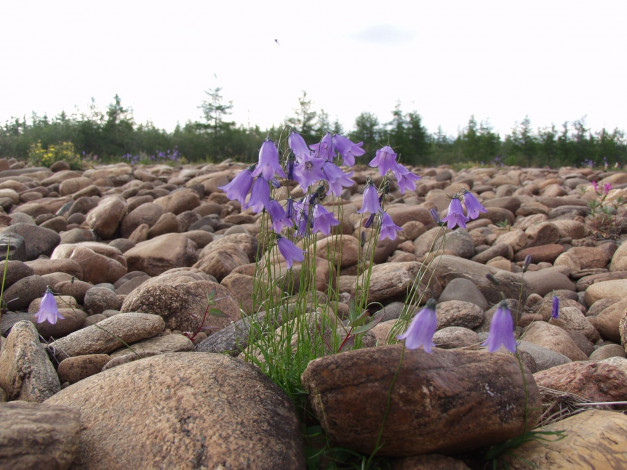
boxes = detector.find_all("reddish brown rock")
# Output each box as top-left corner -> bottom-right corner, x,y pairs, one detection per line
125,233 -> 198,276
521,322 -> 588,361
85,195 -> 128,239
514,244 -> 565,263
533,360 -> 627,402
301,345 -> 541,457
57,354 -> 111,384
120,271 -> 241,333
51,242 -> 127,284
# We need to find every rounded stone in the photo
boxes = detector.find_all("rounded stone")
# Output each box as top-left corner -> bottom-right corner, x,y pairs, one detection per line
45,353 -> 304,469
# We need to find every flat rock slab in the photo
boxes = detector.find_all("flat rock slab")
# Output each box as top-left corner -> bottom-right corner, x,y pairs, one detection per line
48,312 -> 165,360
301,344 -> 541,457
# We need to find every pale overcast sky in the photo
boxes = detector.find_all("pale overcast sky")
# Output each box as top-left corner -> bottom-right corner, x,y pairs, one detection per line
1,0 -> 626,137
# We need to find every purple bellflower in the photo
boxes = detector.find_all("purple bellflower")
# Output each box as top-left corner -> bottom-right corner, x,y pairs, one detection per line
322,161 -> 355,197
277,236 -> 305,269
218,167 -> 254,206
246,176 -> 271,213
462,191 -> 487,220
332,134 -> 365,166
312,204 -> 340,236
310,133 -> 335,161
294,158 -> 326,191
379,211 -> 403,241
392,164 -> 421,194
288,132 -> 313,163
397,299 -> 437,352
591,181 -> 598,193
267,199 -> 288,233
251,140 -> 286,180
357,182 -> 381,214
430,208 -> 442,225
369,145 -> 402,177
35,288 -> 64,324
604,182 -> 612,194
481,301 -> 517,353
551,295 -> 560,320
441,196 -> 468,229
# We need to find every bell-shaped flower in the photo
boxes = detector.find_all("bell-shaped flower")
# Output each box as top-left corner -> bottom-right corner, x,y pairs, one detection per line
218,168 -> 254,206
312,204 -> 340,236
392,164 -> 421,194
277,236 -> 305,269
481,301 -> 517,353
332,134 -> 365,167
357,182 -> 381,214
369,145 -> 402,177
397,299 -> 437,352
310,133 -> 335,161
288,132 -> 313,163
267,199 -> 288,233
294,158 -> 325,191
322,161 -> 355,197
251,140 -> 286,180
441,196 -> 468,229
35,288 -> 64,325
551,295 -> 560,319
379,211 -> 402,241
462,191 -> 487,220
246,177 -> 270,213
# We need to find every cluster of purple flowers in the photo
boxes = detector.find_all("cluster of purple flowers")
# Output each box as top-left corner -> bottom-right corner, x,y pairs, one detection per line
440,190 -> 487,230
591,180 -> 612,195
219,133 -> 421,268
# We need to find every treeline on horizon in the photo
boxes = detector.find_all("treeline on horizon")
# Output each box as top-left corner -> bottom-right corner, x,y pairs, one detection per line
1,91 -> 626,169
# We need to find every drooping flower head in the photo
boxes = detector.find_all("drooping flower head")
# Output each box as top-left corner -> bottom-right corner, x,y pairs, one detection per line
481,300 -> 517,353
462,190 -> 487,220
591,181 -> 598,193
551,295 -> 560,320
603,183 -> 612,195
246,176 -> 271,213
357,181 -> 381,214
332,134 -> 365,167
312,204 -> 340,236
322,161 -> 355,197
430,208 -> 442,225
392,164 -> 421,194
277,236 -> 305,269
379,211 -> 403,241
523,254 -> 532,273
35,288 -> 64,325
267,199 -> 288,234
288,132 -> 313,163
369,145 -> 402,177
251,140 -> 286,180
218,167 -> 254,206
441,196 -> 468,230
310,133 -> 335,161
397,299 -> 437,352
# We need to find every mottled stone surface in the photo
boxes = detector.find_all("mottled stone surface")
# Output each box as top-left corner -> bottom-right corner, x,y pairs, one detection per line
0,401 -> 81,470
0,321 -> 60,402
46,353 -> 305,469
506,410 -> 627,469
301,345 -> 541,456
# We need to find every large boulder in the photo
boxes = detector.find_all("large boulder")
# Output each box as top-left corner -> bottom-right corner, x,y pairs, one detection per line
45,353 -> 304,469
301,345 -> 541,457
